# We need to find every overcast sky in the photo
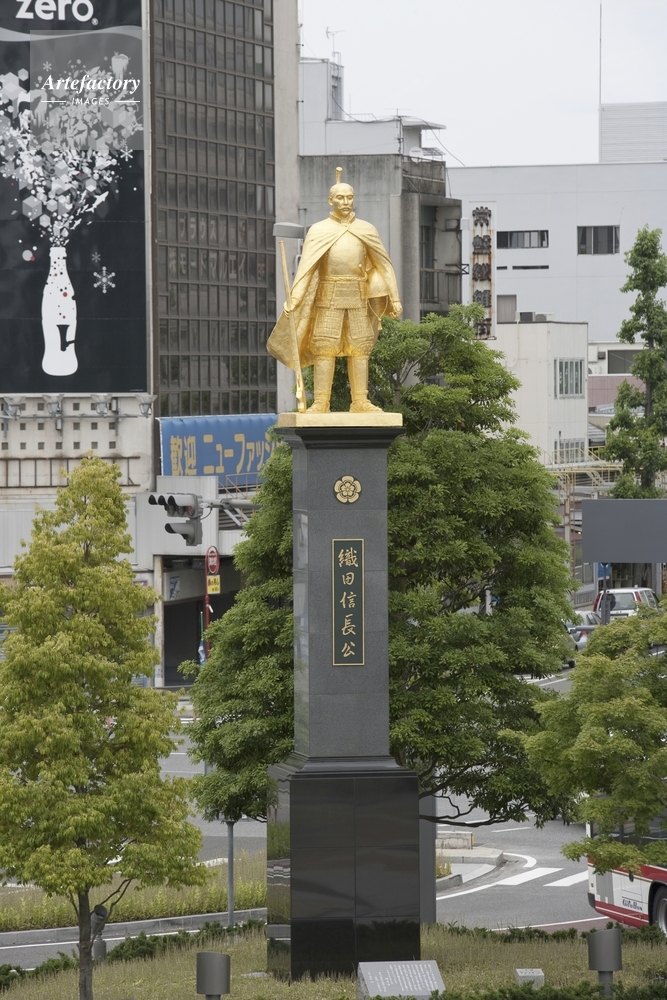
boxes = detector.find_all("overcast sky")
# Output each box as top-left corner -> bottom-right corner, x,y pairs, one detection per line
299,0 -> 667,167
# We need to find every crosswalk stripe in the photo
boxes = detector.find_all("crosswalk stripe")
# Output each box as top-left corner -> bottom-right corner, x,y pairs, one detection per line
437,866 -> 564,900
544,871 -> 589,887
495,866 -> 562,886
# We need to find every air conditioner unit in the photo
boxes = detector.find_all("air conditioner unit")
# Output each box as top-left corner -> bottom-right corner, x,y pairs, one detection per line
519,311 -> 536,323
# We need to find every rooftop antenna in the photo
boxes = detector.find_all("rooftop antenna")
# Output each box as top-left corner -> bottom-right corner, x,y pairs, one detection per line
599,1 -> 602,107
326,26 -> 343,64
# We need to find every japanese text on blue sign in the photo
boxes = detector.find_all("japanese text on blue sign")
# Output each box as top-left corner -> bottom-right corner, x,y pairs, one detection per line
159,414 -> 277,488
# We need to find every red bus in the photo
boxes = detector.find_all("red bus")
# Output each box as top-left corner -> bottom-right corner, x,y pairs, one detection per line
587,817 -> 667,931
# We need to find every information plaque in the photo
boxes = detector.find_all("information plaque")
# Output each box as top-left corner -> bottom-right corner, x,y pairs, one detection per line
358,960 -> 444,1000
332,538 -> 364,666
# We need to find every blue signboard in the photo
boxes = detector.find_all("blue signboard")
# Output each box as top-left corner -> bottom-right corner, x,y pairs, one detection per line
159,414 -> 278,488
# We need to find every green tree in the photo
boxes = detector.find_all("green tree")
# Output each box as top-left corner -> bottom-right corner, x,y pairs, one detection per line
522,604 -> 667,873
0,458 -> 204,1000
188,307 -> 575,827
605,226 -> 667,496
186,444 -> 294,822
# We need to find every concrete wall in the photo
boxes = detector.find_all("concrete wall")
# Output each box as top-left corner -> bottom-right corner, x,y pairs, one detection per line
588,374 -> 643,408
449,162 -> 667,344
299,59 -> 402,157
494,321 -> 589,461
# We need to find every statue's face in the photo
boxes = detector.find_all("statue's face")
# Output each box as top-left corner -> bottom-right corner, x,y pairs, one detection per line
329,184 -> 355,218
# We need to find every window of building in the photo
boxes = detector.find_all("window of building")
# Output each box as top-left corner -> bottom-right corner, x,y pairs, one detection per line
554,358 -> 584,397
497,230 -> 548,249
607,348 -> 639,374
497,294 -> 517,323
577,226 -> 619,255
420,205 -> 436,302
554,439 -> 586,463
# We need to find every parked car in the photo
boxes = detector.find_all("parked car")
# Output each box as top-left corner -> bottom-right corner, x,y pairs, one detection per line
592,587 -> 659,619
566,611 -> 602,651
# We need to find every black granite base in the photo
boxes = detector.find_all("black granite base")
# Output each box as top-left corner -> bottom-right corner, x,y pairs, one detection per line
267,754 -> 421,979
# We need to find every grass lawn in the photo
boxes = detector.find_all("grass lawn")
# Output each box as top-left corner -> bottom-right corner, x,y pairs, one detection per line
0,854 -> 265,932
7,925 -> 667,1000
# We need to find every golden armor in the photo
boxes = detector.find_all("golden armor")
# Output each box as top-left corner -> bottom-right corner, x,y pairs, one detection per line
267,167 -> 403,413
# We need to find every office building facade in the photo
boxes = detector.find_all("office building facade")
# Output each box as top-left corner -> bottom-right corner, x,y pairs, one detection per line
153,0 -> 278,419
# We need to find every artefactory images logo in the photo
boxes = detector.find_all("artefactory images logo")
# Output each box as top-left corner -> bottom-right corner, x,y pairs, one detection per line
41,64 -> 141,105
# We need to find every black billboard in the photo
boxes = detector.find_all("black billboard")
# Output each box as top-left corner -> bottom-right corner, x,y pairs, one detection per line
0,0 -> 147,392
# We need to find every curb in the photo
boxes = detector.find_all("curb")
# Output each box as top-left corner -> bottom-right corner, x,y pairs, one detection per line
435,873 -> 463,890
435,847 -> 504,866
0,908 -> 268,951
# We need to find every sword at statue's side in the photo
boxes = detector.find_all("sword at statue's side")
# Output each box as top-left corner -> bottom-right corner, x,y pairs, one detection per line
279,240 -> 307,413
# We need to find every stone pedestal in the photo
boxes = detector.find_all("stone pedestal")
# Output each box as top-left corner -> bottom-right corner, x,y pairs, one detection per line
267,414 -> 421,979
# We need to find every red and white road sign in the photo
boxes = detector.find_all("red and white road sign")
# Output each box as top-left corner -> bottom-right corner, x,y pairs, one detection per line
206,545 -> 220,576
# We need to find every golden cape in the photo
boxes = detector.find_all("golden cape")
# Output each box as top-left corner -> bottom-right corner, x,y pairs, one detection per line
267,214 -> 402,369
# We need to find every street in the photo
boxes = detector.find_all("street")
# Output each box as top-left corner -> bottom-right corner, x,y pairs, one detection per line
436,816 -> 604,931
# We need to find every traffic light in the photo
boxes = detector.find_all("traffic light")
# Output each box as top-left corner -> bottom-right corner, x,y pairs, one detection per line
148,492 -> 202,546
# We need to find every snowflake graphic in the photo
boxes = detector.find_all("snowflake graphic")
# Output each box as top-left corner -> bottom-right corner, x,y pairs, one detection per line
93,266 -> 116,294
91,251 -> 101,265
42,61 -> 52,72
118,141 -> 132,163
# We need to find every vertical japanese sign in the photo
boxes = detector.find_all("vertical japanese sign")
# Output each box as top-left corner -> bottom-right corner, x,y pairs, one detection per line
332,539 -> 364,666
0,0 -> 147,391
471,206 -> 493,340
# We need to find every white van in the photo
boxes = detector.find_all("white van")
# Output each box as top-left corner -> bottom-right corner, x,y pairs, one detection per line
593,587 -> 659,618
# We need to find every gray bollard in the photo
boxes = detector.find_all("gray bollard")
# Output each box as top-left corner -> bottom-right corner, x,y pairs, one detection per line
92,937 -> 107,963
90,904 -> 108,964
588,927 -> 622,997
197,952 -> 231,1000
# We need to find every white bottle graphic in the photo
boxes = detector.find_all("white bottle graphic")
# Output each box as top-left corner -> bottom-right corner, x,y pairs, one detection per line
41,246 -> 78,377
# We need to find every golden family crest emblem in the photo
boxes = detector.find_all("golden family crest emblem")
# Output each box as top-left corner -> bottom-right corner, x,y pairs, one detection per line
334,476 -> 362,504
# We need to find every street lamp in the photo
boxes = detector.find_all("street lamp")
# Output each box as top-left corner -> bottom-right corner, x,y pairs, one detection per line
2,396 -> 25,419
91,394 -> 113,417
43,394 -> 63,432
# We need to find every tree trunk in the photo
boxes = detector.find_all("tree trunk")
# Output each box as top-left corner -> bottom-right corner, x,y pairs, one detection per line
645,337 -> 654,421
78,892 -> 94,1000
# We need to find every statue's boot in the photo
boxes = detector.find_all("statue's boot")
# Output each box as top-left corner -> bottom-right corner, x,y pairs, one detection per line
307,358 -> 335,413
348,358 -> 382,412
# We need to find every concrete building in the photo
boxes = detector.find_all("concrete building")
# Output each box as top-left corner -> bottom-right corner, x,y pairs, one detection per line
297,58 -> 463,322
494,317 -> 589,465
449,161 -> 667,348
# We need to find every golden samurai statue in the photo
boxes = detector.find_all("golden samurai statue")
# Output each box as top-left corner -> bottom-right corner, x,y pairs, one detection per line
267,168 -> 403,413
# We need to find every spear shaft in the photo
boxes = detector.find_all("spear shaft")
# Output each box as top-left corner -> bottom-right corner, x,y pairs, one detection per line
279,240 -> 306,413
